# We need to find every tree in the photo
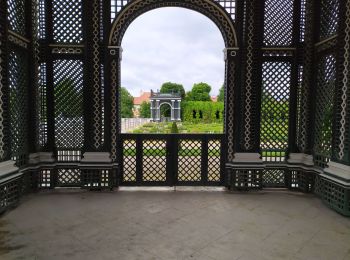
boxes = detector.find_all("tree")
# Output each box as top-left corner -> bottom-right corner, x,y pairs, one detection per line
139,101 -> 151,118
218,85 -> 224,102
54,78 -> 83,117
187,82 -> 212,101
121,87 -> 134,118
160,82 -> 185,99
171,122 -> 179,133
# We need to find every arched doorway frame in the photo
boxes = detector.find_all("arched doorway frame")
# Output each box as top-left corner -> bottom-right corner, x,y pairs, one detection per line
106,0 -> 238,161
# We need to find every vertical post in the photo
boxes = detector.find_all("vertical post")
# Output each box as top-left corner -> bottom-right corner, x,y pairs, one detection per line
239,0 -> 264,154
26,0 -> 39,154
105,46 -> 121,160
333,0 -> 350,166
224,48 -> 237,162
0,0 -> 10,161
45,0 -> 55,153
297,0 -> 317,155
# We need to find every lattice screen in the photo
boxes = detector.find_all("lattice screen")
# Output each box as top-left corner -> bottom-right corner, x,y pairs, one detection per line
8,50 -> 28,166
110,0 -> 236,22
142,139 -> 167,182
122,139 -> 137,182
53,60 -> 84,152
208,140 -> 221,182
263,0 -> 293,46
300,0 -> 306,42
261,62 -> 291,162
214,0 -> 235,20
313,55 -> 336,168
0,9 -> 6,161
296,65 -> 303,149
38,63 -> 47,148
7,0 -> 26,36
320,0 -> 340,40
178,140 -> 202,181
53,0 -> 83,43
38,0 -> 46,39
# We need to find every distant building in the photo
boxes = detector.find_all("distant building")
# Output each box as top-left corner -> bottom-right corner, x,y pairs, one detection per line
133,91 -> 151,117
211,96 -> 218,102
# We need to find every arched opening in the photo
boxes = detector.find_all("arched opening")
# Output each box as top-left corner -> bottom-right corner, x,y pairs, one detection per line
119,7 -> 228,134
159,102 -> 173,122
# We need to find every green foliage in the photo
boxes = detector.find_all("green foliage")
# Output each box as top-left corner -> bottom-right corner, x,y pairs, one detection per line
120,87 -> 134,118
54,78 -> 83,117
187,82 -> 211,101
218,85 -> 224,102
160,82 -> 185,99
182,101 -> 224,123
131,122 -> 223,134
139,101 -> 151,118
171,122 -> 179,133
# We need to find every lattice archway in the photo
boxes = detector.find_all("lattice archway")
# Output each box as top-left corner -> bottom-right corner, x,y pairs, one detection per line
106,0 -> 238,160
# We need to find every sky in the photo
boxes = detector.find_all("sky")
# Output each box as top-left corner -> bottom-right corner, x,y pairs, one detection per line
121,7 -> 225,97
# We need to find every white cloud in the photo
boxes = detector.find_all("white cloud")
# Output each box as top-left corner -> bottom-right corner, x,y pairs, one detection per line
121,7 -> 225,97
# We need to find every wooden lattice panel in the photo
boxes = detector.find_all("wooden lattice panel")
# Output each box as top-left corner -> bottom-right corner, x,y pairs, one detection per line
320,0 -> 340,40
123,139 -> 137,182
7,0 -> 26,36
313,55 -> 336,168
263,0 -> 293,46
142,139 -> 167,182
9,50 -> 28,167
208,140 -> 221,182
53,60 -> 84,150
261,62 -> 291,162
178,140 -> 202,182
53,0 -> 83,43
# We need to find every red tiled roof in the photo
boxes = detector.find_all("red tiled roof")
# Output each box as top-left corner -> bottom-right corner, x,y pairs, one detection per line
133,92 -> 151,105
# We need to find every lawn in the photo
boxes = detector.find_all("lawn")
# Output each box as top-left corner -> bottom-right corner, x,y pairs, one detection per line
131,122 -> 223,134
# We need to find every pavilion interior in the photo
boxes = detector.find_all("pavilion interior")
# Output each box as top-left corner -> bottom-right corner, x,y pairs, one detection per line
0,0 -> 350,259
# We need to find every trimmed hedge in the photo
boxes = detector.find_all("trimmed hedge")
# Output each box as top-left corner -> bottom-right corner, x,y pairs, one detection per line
182,101 -> 224,123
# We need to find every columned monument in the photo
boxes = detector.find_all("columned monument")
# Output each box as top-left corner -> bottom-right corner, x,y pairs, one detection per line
150,90 -> 182,122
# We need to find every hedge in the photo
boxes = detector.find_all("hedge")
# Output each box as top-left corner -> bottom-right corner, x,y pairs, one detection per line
181,101 -> 224,123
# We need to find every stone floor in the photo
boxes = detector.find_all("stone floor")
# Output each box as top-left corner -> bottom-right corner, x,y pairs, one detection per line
1,188 -> 350,260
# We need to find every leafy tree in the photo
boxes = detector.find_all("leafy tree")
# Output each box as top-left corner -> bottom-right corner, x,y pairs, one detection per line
54,78 -> 83,117
160,82 -> 185,99
139,101 -> 151,118
187,82 -> 211,101
120,87 -> 134,118
218,85 -> 224,102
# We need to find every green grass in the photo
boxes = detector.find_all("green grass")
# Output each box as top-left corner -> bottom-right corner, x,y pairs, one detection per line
131,122 -> 223,134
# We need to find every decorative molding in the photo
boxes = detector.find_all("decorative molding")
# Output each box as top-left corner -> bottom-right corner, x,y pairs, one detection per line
8,32 -> 28,49
0,160 -> 19,178
109,0 -> 237,48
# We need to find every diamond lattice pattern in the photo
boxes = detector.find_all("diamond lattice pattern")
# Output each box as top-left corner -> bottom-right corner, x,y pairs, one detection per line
9,51 -> 28,166
178,140 -> 201,182
53,60 -> 84,149
142,139 -> 167,182
320,0 -> 339,40
261,62 -> 291,162
208,140 -> 221,182
313,55 -> 336,167
53,0 -> 83,43
264,0 -> 293,46
123,139 -> 137,182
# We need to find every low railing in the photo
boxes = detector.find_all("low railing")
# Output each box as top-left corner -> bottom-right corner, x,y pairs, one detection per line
118,134 -> 225,186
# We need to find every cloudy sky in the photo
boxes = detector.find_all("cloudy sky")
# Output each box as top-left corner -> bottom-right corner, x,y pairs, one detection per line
121,7 -> 225,97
